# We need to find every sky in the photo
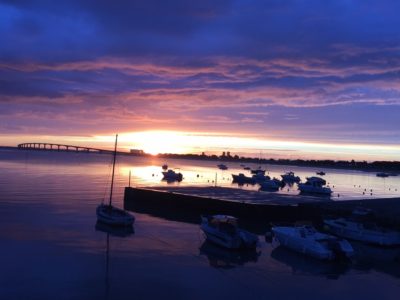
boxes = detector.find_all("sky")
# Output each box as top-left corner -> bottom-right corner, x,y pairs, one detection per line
0,0 -> 400,160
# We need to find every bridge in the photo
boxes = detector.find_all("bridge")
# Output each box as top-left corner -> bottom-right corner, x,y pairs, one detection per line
17,143 -> 115,154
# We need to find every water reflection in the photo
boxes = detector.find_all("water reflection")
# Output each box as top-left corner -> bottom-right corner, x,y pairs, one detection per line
199,241 -> 261,269
351,242 -> 400,278
270,246 -> 351,280
95,221 -> 135,237
95,221 -> 134,300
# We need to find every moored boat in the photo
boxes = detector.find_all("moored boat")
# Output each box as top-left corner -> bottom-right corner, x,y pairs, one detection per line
162,169 -> 183,182
232,173 -> 255,185
259,179 -> 280,191
272,225 -> 354,260
96,134 -> 135,227
298,176 -> 332,195
281,171 -> 300,183
324,208 -> 400,246
200,215 -> 259,249
217,164 -> 228,170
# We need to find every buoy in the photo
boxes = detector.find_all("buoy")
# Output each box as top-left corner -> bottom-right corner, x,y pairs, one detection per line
337,194 -> 340,197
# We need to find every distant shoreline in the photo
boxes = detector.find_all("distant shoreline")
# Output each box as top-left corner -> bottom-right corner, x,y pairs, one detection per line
1,145 -> 399,173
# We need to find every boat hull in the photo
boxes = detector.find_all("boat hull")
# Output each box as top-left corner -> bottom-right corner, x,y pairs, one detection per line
96,204 -> 135,226
298,184 -> 332,195
324,219 -> 400,246
272,226 -> 353,260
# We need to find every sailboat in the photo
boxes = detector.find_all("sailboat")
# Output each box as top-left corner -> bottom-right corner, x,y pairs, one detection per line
96,134 -> 135,226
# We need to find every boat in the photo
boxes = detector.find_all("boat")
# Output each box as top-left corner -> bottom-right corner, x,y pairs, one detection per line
324,208 -> 400,246
217,164 -> 228,170
316,171 -> 326,176
96,134 -> 135,227
259,178 -> 280,191
162,169 -> 183,182
272,225 -> 354,260
251,172 -> 271,183
250,168 -> 266,175
298,176 -> 332,195
162,164 -> 168,170
281,171 -> 301,183
232,173 -> 255,185
376,172 -> 389,178
243,167 -> 251,170
200,215 -> 259,249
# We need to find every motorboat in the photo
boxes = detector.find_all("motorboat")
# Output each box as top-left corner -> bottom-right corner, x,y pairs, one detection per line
259,179 -> 280,191
162,164 -> 168,170
316,171 -> 326,176
232,173 -> 255,185
97,134 -> 135,227
200,215 -> 259,249
162,169 -> 183,182
217,164 -> 228,170
281,171 -> 300,183
251,172 -> 271,183
272,225 -> 354,260
324,208 -> 400,246
298,176 -> 332,195
243,166 -> 251,170
251,168 -> 266,175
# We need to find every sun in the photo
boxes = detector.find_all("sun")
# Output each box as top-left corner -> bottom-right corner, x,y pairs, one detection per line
121,131 -> 191,155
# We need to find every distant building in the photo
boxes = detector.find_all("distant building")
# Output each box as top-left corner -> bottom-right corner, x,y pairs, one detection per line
130,149 -> 144,155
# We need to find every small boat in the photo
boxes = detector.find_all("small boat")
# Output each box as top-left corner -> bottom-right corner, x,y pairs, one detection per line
272,225 -> 354,260
162,169 -> 183,182
251,168 -> 266,175
316,171 -> 326,176
324,208 -> 400,246
162,164 -> 168,170
232,173 -> 255,185
259,179 -> 280,191
97,134 -> 135,227
298,177 -> 332,195
217,164 -> 228,170
281,171 -> 301,183
251,172 -> 271,183
200,215 -> 259,249
243,167 -> 251,170
376,172 -> 389,178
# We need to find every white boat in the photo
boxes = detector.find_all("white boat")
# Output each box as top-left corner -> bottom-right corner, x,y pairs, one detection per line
298,176 -> 332,195
217,164 -> 228,170
96,134 -> 135,227
200,215 -> 259,249
281,171 -> 301,183
272,225 -> 354,260
324,208 -> 400,246
162,169 -> 183,182
259,179 -> 280,191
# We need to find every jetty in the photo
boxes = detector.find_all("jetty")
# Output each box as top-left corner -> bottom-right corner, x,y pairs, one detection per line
124,186 -> 400,233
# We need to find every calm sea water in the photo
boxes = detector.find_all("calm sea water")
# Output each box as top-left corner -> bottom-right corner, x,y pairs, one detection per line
0,148 -> 399,300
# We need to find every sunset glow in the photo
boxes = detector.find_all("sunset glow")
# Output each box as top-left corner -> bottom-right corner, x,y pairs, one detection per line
1,1 -> 399,161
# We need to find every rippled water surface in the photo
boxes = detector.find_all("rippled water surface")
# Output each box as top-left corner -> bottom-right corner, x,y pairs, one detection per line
0,149 -> 399,300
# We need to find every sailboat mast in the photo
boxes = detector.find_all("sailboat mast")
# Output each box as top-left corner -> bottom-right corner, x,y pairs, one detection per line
109,134 -> 118,206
